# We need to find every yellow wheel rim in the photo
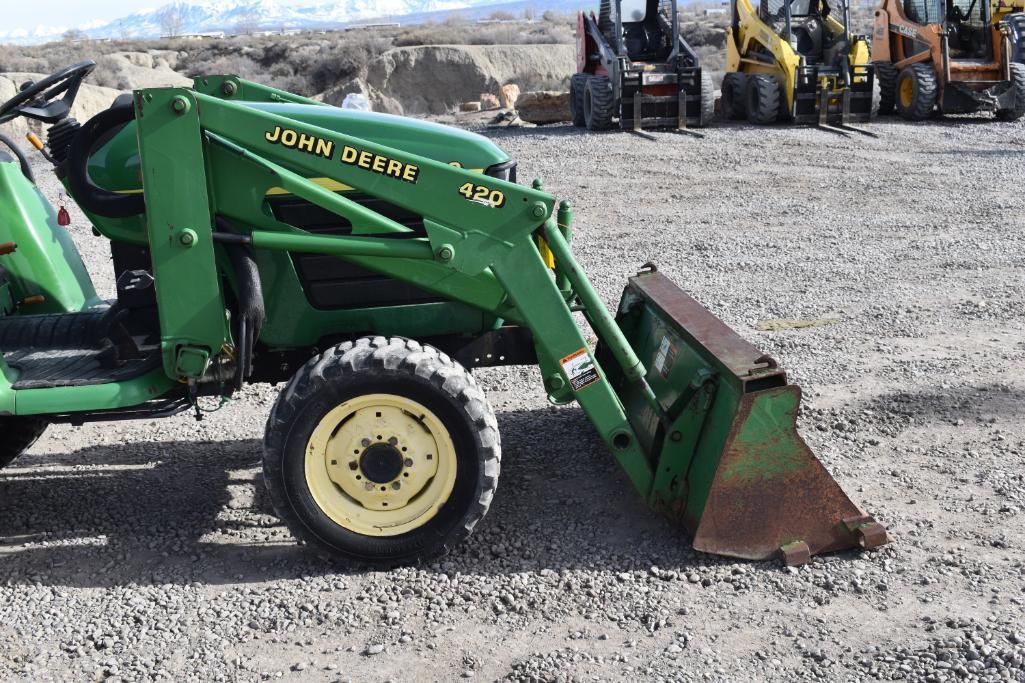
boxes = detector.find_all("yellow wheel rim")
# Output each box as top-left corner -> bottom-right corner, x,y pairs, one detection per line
305,393 -> 457,537
899,77 -> 914,108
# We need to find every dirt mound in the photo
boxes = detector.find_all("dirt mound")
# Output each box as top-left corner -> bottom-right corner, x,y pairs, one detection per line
364,44 -> 575,115
95,52 -> 192,90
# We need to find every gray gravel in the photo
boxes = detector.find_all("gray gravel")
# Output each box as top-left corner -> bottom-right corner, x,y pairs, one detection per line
2,115 -> 1024,682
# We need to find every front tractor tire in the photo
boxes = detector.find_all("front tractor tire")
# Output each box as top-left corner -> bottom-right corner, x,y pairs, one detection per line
996,63 -> 1025,121
746,74 -> 781,125
570,73 -> 589,127
263,337 -> 500,566
584,75 -> 615,131
895,63 -> 938,121
0,416 -> 47,469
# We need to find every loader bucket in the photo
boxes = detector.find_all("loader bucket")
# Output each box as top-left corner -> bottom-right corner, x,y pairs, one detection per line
602,270 -> 888,564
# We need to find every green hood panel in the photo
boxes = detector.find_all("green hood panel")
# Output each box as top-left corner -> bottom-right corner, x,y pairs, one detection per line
89,103 -> 511,193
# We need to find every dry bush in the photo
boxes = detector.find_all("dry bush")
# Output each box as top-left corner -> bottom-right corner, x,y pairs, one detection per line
90,56 -> 133,90
394,22 -> 570,47
307,35 -> 393,93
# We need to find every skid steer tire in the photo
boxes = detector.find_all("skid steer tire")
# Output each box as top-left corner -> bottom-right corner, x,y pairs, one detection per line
584,75 -> 615,131
746,74 -> 780,125
263,336 -> 500,567
698,70 -> 715,127
870,71 -> 882,119
996,63 -> 1025,121
570,74 -> 589,127
721,72 -> 748,120
895,63 -> 938,121
777,80 -> 793,122
874,61 -> 898,116
0,416 -> 47,469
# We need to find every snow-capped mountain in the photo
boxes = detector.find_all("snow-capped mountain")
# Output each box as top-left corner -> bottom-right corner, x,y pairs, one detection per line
0,0 -> 520,45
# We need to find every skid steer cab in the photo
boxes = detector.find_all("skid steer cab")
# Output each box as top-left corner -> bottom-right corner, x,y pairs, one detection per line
572,0 -> 715,132
723,0 -> 879,127
0,62 -> 888,567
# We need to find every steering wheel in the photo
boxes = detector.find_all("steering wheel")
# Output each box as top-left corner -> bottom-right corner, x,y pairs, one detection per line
0,61 -> 95,125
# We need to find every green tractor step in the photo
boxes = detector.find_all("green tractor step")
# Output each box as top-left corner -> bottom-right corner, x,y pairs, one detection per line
0,63 -> 887,566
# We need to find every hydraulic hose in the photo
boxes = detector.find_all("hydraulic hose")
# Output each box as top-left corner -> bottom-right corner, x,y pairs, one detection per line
216,217 -> 265,389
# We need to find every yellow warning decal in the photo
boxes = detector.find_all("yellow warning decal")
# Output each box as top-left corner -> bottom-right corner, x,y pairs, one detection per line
560,348 -> 600,391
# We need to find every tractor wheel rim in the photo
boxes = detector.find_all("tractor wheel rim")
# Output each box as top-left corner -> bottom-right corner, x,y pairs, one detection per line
305,393 -> 457,537
899,77 -> 914,108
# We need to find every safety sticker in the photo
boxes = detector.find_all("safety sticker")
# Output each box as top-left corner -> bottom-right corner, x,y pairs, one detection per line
654,335 -> 677,379
560,348 -> 600,391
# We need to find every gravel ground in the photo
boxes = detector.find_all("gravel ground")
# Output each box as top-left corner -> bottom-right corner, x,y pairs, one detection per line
2,115 -> 1024,682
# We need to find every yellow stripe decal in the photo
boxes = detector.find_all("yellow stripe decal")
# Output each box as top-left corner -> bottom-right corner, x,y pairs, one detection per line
115,172 -> 486,197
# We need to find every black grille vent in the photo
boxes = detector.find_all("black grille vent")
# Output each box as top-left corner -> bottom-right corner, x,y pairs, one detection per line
270,193 -> 440,311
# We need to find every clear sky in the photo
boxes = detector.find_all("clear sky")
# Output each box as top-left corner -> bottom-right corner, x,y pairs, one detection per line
12,1 -> 143,31
11,1 -> 310,33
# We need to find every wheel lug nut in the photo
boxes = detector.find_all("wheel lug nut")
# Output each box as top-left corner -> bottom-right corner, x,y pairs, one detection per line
388,436 -> 398,445
404,458 -> 413,467
361,438 -> 371,447
392,481 -> 401,490
348,461 -> 358,471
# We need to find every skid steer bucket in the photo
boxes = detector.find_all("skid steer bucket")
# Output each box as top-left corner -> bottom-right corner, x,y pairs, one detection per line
601,269 -> 888,564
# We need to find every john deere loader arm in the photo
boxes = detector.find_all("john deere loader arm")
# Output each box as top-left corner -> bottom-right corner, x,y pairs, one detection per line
135,80 -> 887,564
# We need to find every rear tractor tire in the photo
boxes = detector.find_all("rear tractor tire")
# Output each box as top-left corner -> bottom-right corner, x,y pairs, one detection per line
263,336 -> 500,567
584,75 -> 615,131
570,73 -> 589,127
874,61 -> 898,116
996,63 -> 1025,121
895,63 -> 938,121
721,72 -> 748,120
746,74 -> 781,125
0,416 -> 47,469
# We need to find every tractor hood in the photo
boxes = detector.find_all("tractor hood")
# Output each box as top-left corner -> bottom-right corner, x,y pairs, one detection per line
87,101 -> 512,193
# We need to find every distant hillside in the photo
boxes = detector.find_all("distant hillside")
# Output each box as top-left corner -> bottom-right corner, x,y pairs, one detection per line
0,0 -> 591,45
0,8 -> 729,118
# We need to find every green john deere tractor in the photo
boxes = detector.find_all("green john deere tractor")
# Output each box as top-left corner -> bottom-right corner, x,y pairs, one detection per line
0,61 -> 888,566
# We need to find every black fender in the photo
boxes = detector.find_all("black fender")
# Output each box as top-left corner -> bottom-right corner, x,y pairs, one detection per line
67,101 -> 145,219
